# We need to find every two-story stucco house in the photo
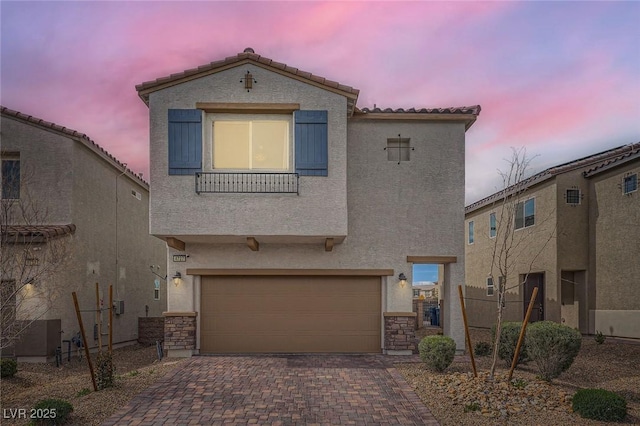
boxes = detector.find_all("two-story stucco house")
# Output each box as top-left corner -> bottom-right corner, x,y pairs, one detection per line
465,143 -> 640,338
1,106 -> 167,361
136,48 -> 480,356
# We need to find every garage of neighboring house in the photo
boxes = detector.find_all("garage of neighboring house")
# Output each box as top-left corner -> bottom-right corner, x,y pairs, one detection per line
198,272 -> 386,353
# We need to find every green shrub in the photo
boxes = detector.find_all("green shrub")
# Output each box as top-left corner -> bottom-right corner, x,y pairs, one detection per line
594,331 -> 606,345
1,358 -> 18,378
96,352 -> 114,389
492,321 -> 528,366
511,378 -> 527,389
76,388 -> 91,397
572,388 -> 627,422
30,399 -> 73,425
418,335 -> 456,372
473,341 -> 491,357
525,321 -> 582,381
464,402 -> 481,413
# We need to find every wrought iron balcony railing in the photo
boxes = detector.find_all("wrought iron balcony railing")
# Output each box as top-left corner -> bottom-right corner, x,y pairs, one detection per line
196,172 -> 299,194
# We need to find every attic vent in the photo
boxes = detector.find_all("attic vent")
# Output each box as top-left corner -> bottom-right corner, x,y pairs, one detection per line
131,189 -> 141,200
243,47 -> 255,53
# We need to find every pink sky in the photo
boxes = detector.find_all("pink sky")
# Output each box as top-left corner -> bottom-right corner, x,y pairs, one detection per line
1,1 -> 639,203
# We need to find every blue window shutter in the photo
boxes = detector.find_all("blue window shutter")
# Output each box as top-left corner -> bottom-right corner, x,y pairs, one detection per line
168,109 -> 202,175
295,110 -> 328,176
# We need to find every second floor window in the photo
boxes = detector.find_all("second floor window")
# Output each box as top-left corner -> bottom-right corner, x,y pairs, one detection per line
1,156 -> 20,200
487,277 -> 494,296
489,212 -> 496,238
566,188 -> 581,204
213,120 -> 289,170
515,198 -> 535,230
468,221 -> 474,244
624,174 -> 638,195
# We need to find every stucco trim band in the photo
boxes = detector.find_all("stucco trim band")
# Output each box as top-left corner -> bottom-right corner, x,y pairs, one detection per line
163,311 -> 197,317
186,268 -> 394,276
407,256 -> 457,264
196,102 -> 300,114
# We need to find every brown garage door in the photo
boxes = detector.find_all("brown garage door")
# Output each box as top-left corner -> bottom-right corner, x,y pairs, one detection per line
200,275 -> 381,353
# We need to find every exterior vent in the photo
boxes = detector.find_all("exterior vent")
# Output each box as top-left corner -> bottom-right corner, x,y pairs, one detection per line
131,189 -> 141,200
113,300 -> 125,315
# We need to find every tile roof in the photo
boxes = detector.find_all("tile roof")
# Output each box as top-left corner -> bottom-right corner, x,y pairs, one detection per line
0,106 -> 148,187
353,106 -> 481,130
582,142 -> 640,177
466,142 -> 640,213
136,48 -> 360,115
1,224 -> 76,243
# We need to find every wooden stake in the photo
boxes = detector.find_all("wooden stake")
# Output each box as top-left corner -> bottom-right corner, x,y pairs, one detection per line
95,282 -> 102,354
458,285 -> 477,377
72,292 -> 97,391
508,286 -> 538,380
109,284 -> 113,354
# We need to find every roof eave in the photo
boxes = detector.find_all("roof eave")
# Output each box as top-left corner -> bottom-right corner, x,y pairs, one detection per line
350,112 -> 478,130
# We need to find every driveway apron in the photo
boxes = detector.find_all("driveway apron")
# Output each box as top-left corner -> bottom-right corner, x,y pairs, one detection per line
103,355 -> 439,425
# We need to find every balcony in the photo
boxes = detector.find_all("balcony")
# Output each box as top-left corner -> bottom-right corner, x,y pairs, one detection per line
195,172 -> 299,194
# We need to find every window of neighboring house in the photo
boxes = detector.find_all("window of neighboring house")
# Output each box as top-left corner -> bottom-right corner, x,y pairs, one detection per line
623,173 -> 638,195
489,212 -> 496,238
386,138 -> 411,162
468,221 -> 474,244
213,120 -> 289,170
1,156 -> 20,200
154,280 -> 160,301
515,198 -> 535,230
566,188 -> 581,205
487,277 -> 494,296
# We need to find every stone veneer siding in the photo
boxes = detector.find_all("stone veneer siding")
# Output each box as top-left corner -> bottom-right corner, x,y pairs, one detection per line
138,317 -> 165,346
164,313 -> 197,350
384,312 -> 418,353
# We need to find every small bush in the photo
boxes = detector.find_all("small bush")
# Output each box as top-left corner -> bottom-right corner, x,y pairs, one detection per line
418,335 -> 456,372
1,358 -> 18,378
525,321 -> 582,381
76,388 -> 91,397
594,331 -> 606,345
492,321 -> 528,366
572,388 -> 627,422
511,378 -> 527,389
96,352 -> 114,389
464,402 -> 481,413
30,399 -> 73,425
474,341 -> 491,357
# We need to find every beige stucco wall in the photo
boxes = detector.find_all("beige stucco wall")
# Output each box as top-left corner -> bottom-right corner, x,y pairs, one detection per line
465,180 -> 558,328
148,65 -> 348,239
1,114 -> 167,354
587,160 -> 640,338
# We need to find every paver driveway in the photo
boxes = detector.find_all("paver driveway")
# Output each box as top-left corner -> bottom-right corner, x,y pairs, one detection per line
103,355 -> 438,425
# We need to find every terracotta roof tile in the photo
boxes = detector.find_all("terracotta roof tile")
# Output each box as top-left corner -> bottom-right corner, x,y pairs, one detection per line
357,106 -> 482,115
0,106 -> 148,187
583,142 -> 640,177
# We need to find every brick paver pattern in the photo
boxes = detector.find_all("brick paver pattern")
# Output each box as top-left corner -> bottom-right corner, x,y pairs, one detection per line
103,355 -> 439,425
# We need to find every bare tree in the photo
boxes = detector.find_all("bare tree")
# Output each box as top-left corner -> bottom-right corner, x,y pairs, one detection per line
487,148 -> 555,378
0,165 -> 73,353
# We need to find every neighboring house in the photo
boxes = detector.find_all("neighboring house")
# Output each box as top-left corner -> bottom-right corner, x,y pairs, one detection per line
412,283 -> 439,299
465,143 -> 640,338
0,106 -> 167,361
136,48 -> 480,356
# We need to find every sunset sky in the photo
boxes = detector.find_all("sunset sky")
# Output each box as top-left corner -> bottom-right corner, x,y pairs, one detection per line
1,1 -> 639,207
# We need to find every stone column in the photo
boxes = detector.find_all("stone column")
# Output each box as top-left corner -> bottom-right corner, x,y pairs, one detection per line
163,312 -> 197,357
383,312 -> 417,355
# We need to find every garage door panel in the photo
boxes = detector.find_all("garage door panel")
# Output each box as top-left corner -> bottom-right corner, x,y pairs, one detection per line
200,275 -> 381,353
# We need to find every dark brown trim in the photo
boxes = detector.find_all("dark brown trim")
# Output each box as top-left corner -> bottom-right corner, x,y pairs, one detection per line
324,238 -> 334,252
383,312 -> 417,317
407,256 -> 457,264
166,237 -> 186,251
196,102 -> 300,114
187,268 -> 394,276
247,237 -> 260,251
163,311 -> 197,317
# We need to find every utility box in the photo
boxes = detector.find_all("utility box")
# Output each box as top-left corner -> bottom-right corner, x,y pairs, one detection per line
114,300 -> 125,315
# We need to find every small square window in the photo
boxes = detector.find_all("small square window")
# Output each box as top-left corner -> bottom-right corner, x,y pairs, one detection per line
624,174 -> 638,195
487,277 -> 494,296
566,189 -> 581,204
386,138 -> 411,162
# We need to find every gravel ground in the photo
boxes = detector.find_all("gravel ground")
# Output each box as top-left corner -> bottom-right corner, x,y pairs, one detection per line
0,345 -> 186,426
397,327 -> 640,425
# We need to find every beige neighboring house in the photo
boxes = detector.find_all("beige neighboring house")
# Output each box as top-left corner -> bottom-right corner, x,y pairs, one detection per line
465,143 -> 640,338
413,282 -> 439,299
136,48 -> 481,356
0,106 -> 167,361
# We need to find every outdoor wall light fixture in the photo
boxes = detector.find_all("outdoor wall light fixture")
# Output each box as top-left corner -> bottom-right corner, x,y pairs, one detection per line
172,272 -> 182,287
398,273 -> 407,288
240,70 -> 257,92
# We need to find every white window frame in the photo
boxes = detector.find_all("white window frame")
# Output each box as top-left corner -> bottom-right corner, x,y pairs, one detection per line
515,197 -> 535,230
468,221 -> 474,244
204,113 -> 293,172
623,173 -> 638,195
489,212 -> 496,238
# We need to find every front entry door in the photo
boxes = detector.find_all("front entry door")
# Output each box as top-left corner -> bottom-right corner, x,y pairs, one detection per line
523,273 -> 544,322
